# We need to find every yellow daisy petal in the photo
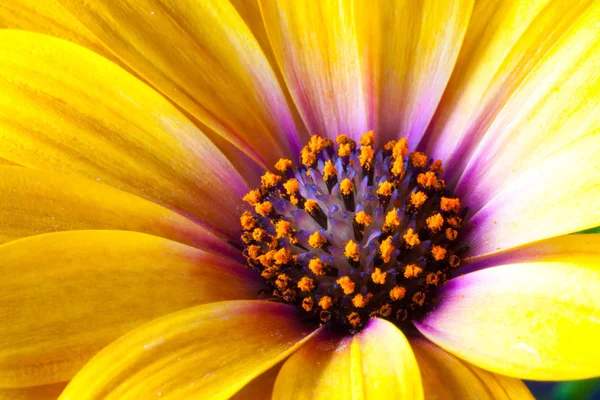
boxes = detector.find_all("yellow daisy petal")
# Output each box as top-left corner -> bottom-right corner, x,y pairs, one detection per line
230,363 -> 282,400
411,338 -> 533,400
59,301 -> 319,399
415,251 -> 600,380
0,30 -> 248,239
60,0 -> 301,165
0,382 -> 67,400
0,166 -> 236,257
0,231 -> 264,387
273,318 -> 423,399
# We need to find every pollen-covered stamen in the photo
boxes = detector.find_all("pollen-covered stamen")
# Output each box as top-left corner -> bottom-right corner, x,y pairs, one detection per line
240,133 -> 466,333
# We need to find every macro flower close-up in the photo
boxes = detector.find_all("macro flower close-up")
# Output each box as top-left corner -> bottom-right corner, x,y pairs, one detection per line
1,0 -> 600,399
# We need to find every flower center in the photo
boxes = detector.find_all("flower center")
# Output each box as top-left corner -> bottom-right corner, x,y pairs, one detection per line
240,132 -> 466,333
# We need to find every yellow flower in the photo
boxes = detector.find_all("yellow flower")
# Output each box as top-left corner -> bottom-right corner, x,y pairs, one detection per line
0,0 -> 599,399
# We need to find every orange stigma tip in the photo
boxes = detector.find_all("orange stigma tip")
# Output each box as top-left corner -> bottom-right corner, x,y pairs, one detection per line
379,237 -> 395,263
275,273 -> 291,289
392,138 -> 408,159
354,211 -> 372,226
347,312 -> 361,328
337,276 -> 355,295
302,297 -> 314,312
352,293 -> 372,308
426,272 -> 440,285
376,180 -> 394,197
359,146 -> 375,170
336,134 -> 352,145
404,264 -> 423,279
389,285 -> 407,301
252,228 -> 266,241
445,228 -> 458,241
283,178 -> 299,196
344,240 -> 360,262
432,246 -> 447,261
440,197 -> 461,213
274,248 -> 292,265
257,250 -> 276,267
318,296 -> 333,310
254,201 -> 273,217
378,304 -> 392,317
308,231 -> 327,249
391,158 -> 404,176
247,245 -> 261,260
384,140 -> 397,151
447,216 -> 462,228
275,158 -> 293,172
429,160 -> 443,173
261,267 -> 277,279
403,228 -> 420,247
449,254 -> 461,268
409,151 -> 428,168
242,189 -> 262,206
275,220 -> 292,239
338,142 -> 352,157
323,159 -> 337,181
308,258 -> 326,276
360,130 -> 375,146
412,291 -> 426,306
426,213 -> 444,232
308,135 -> 326,153
261,172 -> 281,189
340,178 -> 354,195
301,146 -> 317,167
240,211 -> 256,230
384,208 -> 401,230
298,276 -> 316,292
410,191 -> 428,208
371,268 -> 387,284
417,171 -> 438,188
304,199 -> 319,214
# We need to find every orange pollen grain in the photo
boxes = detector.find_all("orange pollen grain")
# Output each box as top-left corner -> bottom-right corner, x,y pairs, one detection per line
261,266 -> 278,279
347,312 -> 361,328
338,143 -> 352,157
389,286 -> 407,301
319,296 -> 333,310
379,304 -> 392,317
410,152 -> 428,168
247,245 -> 261,260
308,231 -> 327,248
275,220 -> 292,239
429,160 -> 444,173
403,228 -> 420,247
441,197 -> 461,213
323,160 -> 337,181
354,211 -> 372,226
242,189 -> 262,206
404,264 -> 423,279
379,237 -> 395,263
449,255 -> 461,268
446,228 -> 458,241
308,135 -> 326,153
377,180 -> 394,197
447,216 -> 462,228
298,276 -> 315,292
392,138 -> 408,159
261,172 -> 281,189
413,291 -> 426,306
258,250 -> 276,267
301,146 -> 316,167
352,293 -> 372,308
302,297 -> 314,312
384,208 -> 401,231
304,199 -> 319,214
359,146 -> 375,170
254,201 -> 273,217
384,140 -> 397,152
417,171 -> 438,188
391,158 -> 404,177
337,276 -> 355,295
426,213 -> 444,232
275,273 -> 291,289
410,191 -> 428,208
252,228 -> 266,242
432,246 -> 447,261
426,272 -> 440,285
240,211 -> 256,230
360,130 -> 375,146
371,268 -> 387,284
309,258 -> 326,276
283,178 -> 299,195
274,248 -> 292,265
344,240 -> 360,262
274,158 -> 293,172
340,178 -> 354,195
336,134 -> 352,145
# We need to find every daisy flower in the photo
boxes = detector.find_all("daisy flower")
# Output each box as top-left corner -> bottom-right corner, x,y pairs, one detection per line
0,0 -> 599,399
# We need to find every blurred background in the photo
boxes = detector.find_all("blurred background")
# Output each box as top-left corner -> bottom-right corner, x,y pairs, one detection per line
527,379 -> 600,400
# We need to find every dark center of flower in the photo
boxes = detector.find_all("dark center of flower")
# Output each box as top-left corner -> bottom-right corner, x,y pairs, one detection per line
239,132 -> 467,334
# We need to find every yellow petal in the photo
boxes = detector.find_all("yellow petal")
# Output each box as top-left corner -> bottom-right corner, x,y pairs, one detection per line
423,0 -> 594,170
0,382 -> 67,400
273,318 -> 423,399
59,301 -> 319,399
260,0 -> 368,140
355,0 -> 473,147
0,30 -> 248,239
411,338 -> 533,400
415,253 -> 600,380
0,0 -> 119,66
59,0 -> 301,166
0,231 -> 263,387
230,362 -> 282,400
0,166 -> 236,257
463,130 -> 600,257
